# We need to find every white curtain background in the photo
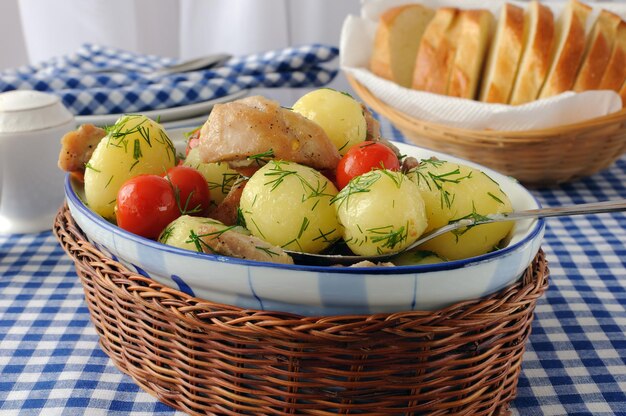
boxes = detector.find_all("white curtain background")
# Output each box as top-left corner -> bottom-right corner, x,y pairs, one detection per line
0,0 -> 360,103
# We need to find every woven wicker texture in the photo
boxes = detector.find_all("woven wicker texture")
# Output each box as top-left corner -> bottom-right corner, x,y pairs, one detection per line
347,75 -> 626,187
54,205 -> 549,415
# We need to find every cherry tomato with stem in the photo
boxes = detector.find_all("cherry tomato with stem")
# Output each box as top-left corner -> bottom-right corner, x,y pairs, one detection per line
116,175 -> 179,240
335,141 -> 400,190
165,165 -> 211,217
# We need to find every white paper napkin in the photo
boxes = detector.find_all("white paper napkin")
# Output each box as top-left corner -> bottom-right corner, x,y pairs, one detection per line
340,0 -> 625,131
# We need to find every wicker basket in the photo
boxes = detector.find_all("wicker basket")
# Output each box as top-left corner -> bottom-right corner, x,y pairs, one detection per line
348,75 -> 626,187
54,205 -> 549,416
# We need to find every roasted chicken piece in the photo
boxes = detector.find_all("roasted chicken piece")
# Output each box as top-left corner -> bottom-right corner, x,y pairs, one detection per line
196,222 -> 294,264
198,96 -> 341,171
206,179 -> 247,226
58,124 -> 106,179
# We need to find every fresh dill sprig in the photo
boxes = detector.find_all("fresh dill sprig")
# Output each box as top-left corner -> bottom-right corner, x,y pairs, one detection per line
247,149 -> 275,165
448,202 -> 491,241
330,170 -> 381,210
255,246 -> 279,257
368,223 -> 409,251
84,162 -> 101,173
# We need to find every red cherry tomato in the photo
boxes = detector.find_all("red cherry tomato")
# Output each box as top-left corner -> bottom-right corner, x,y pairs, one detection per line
335,141 -> 400,189
165,166 -> 211,217
116,175 -> 179,240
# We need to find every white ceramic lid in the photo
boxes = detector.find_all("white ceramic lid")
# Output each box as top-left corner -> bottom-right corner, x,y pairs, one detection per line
0,90 -> 74,133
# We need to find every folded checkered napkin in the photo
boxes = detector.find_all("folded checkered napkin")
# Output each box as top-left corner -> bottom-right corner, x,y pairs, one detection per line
0,43 -> 339,115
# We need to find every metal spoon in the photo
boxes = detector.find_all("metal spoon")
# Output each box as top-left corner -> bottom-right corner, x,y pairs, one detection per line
90,53 -> 232,75
286,199 -> 626,266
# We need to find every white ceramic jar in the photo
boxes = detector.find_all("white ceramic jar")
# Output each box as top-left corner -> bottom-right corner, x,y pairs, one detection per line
0,90 -> 75,234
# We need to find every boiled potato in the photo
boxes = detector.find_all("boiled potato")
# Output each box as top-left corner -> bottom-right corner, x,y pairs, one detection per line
183,147 -> 241,206
334,170 -> 428,256
292,88 -> 367,155
407,158 -> 513,260
159,215 -> 248,252
239,160 -> 342,253
84,115 -> 176,221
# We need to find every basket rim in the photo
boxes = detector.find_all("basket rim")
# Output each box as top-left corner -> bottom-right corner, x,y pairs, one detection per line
346,74 -> 626,141
55,203 -> 549,320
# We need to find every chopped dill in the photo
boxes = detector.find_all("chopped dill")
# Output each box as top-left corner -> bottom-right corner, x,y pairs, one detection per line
487,192 -> 505,204
84,162 -> 101,173
247,149 -> 275,165
368,223 -> 408,251
255,246 -> 279,257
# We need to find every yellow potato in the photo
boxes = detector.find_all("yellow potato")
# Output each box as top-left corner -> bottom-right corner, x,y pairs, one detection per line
159,215 -> 248,252
333,170 -> 428,256
183,147 -> 241,206
84,115 -> 176,221
239,160 -> 342,253
407,158 -> 514,260
292,88 -> 367,155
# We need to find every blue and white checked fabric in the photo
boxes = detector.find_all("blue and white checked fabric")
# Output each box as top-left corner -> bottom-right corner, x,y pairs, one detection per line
1,113 -> 625,415
0,44 -> 339,116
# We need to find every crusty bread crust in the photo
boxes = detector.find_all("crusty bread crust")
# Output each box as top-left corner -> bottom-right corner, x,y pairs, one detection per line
573,9 -> 621,92
448,9 -> 495,99
370,4 -> 435,87
509,1 -> 554,105
539,0 -> 592,99
479,3 -> 525,103
412,8 -> 460,94
598,21 -> 626,92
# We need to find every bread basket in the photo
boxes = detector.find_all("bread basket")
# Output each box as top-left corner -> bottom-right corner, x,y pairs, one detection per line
54,204 -> 549,415
347,75 -> 626,187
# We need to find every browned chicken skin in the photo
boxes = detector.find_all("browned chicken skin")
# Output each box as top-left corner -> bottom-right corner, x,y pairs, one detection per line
198,96 -> 341,171
196,222 -> 294,264
207,179 -> 247,226
58,124 -> 106,178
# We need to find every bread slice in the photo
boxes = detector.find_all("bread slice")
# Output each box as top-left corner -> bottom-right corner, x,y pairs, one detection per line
538,0 -> 592,99
509,1 -> 555,105
573,9 -> 621,92
479,3 -> 525,103
411,8 -> 460,95
598,21 -> 626,92
448,9 -> 495,99
369,4 -> 435,88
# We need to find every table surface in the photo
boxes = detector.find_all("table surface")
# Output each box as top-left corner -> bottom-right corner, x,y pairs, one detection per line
1,99 -> 626,416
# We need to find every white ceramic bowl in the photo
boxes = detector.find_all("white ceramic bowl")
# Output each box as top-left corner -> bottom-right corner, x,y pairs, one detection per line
65,141 -> 544,316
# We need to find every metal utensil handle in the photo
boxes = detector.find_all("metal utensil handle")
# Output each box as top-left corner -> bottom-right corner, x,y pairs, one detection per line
402,199 -> 626,255
502,199 -> 626,221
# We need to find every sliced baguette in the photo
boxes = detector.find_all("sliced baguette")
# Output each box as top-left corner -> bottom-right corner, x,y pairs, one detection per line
370,4 -> 435,88
538,0 -> 592,99
573,9 -> 621,92
509,1 -> 555,105
448,9 -> 495,99
479,3 -> 525,103
411,7 -> 460,95
598,21 -> 626,92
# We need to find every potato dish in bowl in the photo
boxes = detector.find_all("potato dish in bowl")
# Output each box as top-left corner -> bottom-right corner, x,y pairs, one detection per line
60,88 -> 544,315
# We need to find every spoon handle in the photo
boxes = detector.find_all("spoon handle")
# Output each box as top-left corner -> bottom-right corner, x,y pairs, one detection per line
501,199 -> 626,221
408,199 -> 626,251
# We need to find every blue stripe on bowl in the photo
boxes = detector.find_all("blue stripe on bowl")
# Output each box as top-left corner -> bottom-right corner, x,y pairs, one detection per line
171,274 -> 196,297
132,263 -> 150,278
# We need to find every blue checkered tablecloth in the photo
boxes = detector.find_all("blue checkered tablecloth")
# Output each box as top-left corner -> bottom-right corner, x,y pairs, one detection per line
1,98 -> 625,415
0,44 -> 338,116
